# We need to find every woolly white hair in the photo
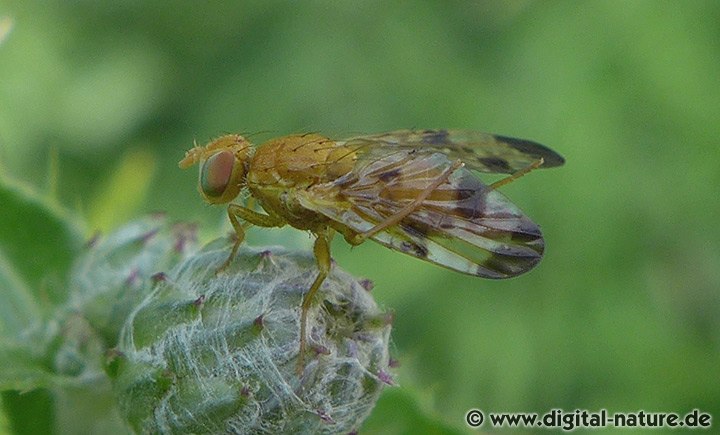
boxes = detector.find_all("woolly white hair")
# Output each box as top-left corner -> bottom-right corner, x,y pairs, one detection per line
115,241 -> 393,434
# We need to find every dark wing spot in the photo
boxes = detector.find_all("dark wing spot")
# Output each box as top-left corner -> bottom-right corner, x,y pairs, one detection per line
511,216 -> 543,239
401,222 -> 431,238
477,248 -> 543,279
379,168 -> 402,182
476,263 -> 507,279
400,240 -> 429,258
494,135 -> 565,167
421,130 -> 450,145
451,171 -> 487,219
400,222 -> 430,258
478,157 -> 512,172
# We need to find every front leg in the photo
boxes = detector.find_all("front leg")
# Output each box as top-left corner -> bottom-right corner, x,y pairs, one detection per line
219,203 -> 286,271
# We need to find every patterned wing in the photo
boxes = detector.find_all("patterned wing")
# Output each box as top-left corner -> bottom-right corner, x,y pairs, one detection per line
298,149 -> 544,278
340,129 -> 564,174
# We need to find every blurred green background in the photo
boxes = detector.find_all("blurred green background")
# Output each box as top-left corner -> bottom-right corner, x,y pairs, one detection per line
1,0 -> 719,433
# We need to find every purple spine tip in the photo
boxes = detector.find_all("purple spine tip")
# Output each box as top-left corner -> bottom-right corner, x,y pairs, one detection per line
140,228 -> 160,245
378,369 -> 395,385
316,410 -> 335,424
193,294 -> 206,307
313,344 -> 331,356
151,272 -> 167,283
173,222 -> 198,253
125,268 -> 140,286
84,232 -> 101,249
253,314 -> 264,329
359,278 -> 374,291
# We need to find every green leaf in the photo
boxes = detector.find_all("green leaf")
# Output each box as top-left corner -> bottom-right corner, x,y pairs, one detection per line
0,339 -> 57,392
362,388 -> 465,435
0,176 -> 84,328
1,390 -> 54,435
0,337 -> 66,433
0,249 -> 41,337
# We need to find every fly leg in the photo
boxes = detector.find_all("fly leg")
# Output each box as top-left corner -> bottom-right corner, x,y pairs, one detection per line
346,159 -> 463,245
297,228 -> 334,373
219,204 -> 286,272
489,158 -> 544,190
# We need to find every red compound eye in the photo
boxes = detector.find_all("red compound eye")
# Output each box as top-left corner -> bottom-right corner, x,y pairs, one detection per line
200,150 -> 235,198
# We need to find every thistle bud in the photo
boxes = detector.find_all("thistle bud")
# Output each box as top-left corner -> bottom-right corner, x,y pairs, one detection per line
68,214 -> 196,345
111,240 -> 393,434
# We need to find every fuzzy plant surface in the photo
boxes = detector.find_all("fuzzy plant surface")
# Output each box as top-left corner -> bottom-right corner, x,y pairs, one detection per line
110,239 -> 394,434
67,214 -> 198,348
0,181 -> 394,435
40,214 -> 200,434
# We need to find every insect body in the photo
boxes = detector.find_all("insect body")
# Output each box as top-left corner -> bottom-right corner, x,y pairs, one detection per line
180,130 -> 564,370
